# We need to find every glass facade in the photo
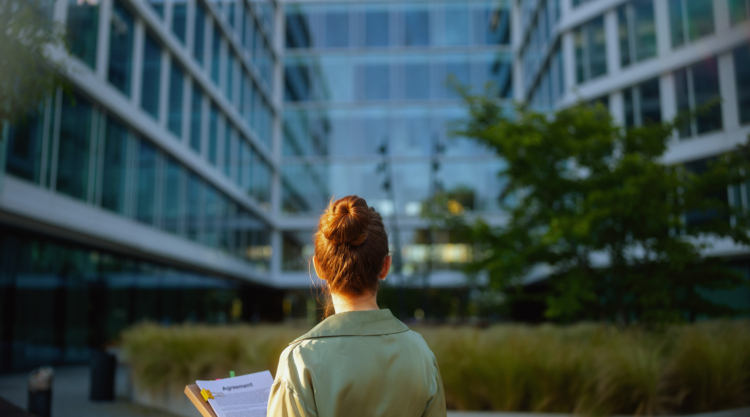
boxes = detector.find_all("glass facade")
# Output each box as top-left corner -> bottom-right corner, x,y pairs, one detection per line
675,57 -> 723,138
67,0 -> 99,68
618,0 -> 656,68
0,225 -> 282,373
729,0 -> 750,25
171,0 -> 187,44
108,1 -> 135,96
669,0 -> 714,48
168,60 -> 185,138
574,16 -> 607,84
624,77 -> 661,128
141,33 -> 162,120
735,43 -> 750,125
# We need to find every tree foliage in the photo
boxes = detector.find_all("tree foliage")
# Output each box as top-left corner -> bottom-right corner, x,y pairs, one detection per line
427,91 -> 750,324
0,0 -> 68,128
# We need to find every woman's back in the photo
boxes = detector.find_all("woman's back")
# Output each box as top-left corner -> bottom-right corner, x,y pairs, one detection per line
268,309 -> 445,417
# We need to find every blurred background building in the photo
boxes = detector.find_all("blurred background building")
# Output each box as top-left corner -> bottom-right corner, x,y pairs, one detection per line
0,0 -> 748,373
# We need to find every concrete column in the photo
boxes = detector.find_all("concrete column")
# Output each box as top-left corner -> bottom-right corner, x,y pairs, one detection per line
604,9 -> 620,76
653,0 -> 671,57
562,31 -> 577,96
158,50 -> 170,128
610,90 -> 625,126
132,19 -> 146,106
660,72 -> 678,143
714,0 -> 730,35
718,52 -> 740,132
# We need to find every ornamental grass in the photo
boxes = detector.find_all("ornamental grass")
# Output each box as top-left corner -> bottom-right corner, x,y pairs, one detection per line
121,320 -> 750,415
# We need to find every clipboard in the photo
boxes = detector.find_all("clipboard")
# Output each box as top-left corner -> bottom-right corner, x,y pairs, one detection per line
184,384 -> 218,417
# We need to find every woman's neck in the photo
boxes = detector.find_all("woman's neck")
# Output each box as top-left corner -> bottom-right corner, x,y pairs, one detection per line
331,291 -> 379,314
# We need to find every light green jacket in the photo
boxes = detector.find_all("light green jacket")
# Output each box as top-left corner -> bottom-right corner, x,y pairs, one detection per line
267,309 -> 446,417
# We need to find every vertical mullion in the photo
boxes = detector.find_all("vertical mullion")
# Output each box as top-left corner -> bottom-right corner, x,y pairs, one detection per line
154,152 -> 164,229
680,0 -> 689,44
96,0 -> 114,80
86,107 -> 99,204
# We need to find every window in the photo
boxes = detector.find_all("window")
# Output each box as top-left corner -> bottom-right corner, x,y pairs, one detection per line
471,3 -> 510,45
364,7 -> 389,47
675,58 -> 722,138
208,104 -> 219,166
172,0 -> 187,44
141,33 -> 161,120
253,155 -> 271,207
403,59 -> 430,100
361,62 -> 390,101
734,44 -> 750,125
669,0 -> 714,49
162,156 -> 184,235
193,2 -> 206,66
399,5 -> 429,47
618,0 -> 656,68
211,26 -> 222,85
190,85 -> 203,152
223,125 -> 234,179
444,3 -> 470,46
168,60 -> 185,138
67,0 -> 99,68
242,72 -> 254,124
135,139 -> 157,226
108,1 -> 134,95
56,94 -> 93,201
226,52 -> 235,103
325,6 -> 349,48
101,116 -> 129,214
6,105 -> 45,184
240,140 -> 253,192
146,0 -> 163,18
624,77 -> 661,128
573,0 -> 595,6
244,8 -> 255,48
729,0 -> 750,25
574,16 -> 606,84
186,172 -> 203,241
226,0 -> 236,28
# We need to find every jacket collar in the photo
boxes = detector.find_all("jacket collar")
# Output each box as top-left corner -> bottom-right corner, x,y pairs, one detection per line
292,309 -> 409,344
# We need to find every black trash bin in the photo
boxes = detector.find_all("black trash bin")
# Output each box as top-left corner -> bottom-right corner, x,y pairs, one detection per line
28,367 -> 53,417
89,350 -> 116,401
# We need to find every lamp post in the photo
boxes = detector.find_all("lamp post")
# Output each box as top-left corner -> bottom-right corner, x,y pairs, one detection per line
424,134 -> 445,320
376,139 -> 406,320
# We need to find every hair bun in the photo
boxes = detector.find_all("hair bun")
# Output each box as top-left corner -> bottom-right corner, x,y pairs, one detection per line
320,195 -> 371,246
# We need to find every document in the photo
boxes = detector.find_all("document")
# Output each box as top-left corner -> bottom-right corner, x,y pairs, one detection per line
196,371 -> 274,417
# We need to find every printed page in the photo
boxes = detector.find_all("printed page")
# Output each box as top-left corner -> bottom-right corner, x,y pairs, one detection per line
196,371 -> 274,417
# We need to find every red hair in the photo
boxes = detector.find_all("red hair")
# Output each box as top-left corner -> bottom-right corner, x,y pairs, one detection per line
314,195 -> 389,315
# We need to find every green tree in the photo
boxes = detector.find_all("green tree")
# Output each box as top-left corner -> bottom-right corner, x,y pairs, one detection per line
427,93 -> 750,324
0,0 -> 68,127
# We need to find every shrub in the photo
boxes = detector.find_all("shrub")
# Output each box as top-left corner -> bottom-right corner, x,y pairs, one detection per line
121,320 -> 750,415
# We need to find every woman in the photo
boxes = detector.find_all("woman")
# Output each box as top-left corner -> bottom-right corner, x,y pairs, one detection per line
267,195 -> 446,417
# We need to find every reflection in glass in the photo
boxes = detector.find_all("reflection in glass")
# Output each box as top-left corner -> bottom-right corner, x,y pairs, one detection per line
56,94 -> 92,201
172,0 -> 187,44
141,33 -> 161,120
325,6 -> 349,48
108,1 -> 134,95
162,156 -> 184,235
618,0 -> 656,68
444,3 -> 470,46
360,61 -> 390,101
224,125 -> 234,178
211,26 -> 221,85
146,0 -> 163,17
193,2 -> 206,66
101,117 -> 129,214
574,16 -> 606,84
67,0 -> 99,69
6,106 -> 45,183
208,104 -> 219,166
226,53 -> 235,103
675,58 -> 722,138
136,139 -> 157,226
364,7 -> 389,47
400,5 -> 429,47
734,44 -> 750,125
669,0 -> 714,48
168,60 -> 185,138
624,77 -> 661,128
186,172 -> 203,241
190,84 -> 203,152
472,2 -> 510,45
729,0 -> 750,25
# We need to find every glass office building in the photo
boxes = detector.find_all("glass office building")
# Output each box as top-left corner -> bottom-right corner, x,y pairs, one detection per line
0,0 -> 282,373
278,0 -> 513,292
517,0 -> 750,309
